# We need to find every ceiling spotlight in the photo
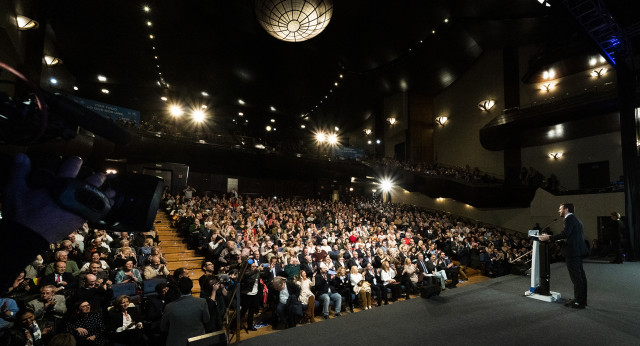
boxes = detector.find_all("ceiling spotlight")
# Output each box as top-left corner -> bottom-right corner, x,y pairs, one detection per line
542,69 -> 555,80
201,105 -> 207,109
49,78 -> 58,85
327,133 -> 338,145
432,30 -> 436,34
143,5 -> 151,12
379,178 -> 394,193
270,106 -> 276,112
364,129 -> 372,135
101,88 -> 110,94
376,139 -> 381,144
149,34 -> 154,39
160,96 -> 168,101
43,55 -> 62,67
238,99 -> 245,105
266,125 -> 272,132
97,75 -> 107,82
73,86 -> 78,91
254,0 -> 333,42
201,91 -> 209,97
477,99 -> 496,111
435,116 -> 448,126
444,18 -> 449,23
315,132 -> 327,143
16,15 -> 39,30
387,117 -> 397,126
270,118 -> 276,123
334,82 -> 338,86
339,74 -> 343,79
192,109 -> 206,123
537,0 -> 551,7
169,104 -> 184,117
146,21 -> 152,26
334,126 -> 339,131
238,112 -> 244,117
367,140 -> 372,145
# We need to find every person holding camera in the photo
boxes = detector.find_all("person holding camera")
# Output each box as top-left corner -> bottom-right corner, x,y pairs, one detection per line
143,255 -> 169,279
239,260 -> 262,331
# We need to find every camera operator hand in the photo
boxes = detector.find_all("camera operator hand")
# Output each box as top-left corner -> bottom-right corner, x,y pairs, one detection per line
0,153 -> 114,292
4,154 -> 113,244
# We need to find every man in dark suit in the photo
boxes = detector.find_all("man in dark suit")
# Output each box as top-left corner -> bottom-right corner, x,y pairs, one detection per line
364,262 -> 387,306
161,277 -> 210,346
540,203 -> 589,309
41,261 -> 76,295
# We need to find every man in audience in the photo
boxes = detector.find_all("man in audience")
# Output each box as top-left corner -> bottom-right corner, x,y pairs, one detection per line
144,255 -> 170,279
199,261 -> 216,298
161,277 -> 209,346
312,263 -> 342,319
427,254 -> 447,290
26,285 -> 66,332
80,261 -> 110,284
41,261 -> 75,294
69,273 -> 112,312
44,251 -> 81,277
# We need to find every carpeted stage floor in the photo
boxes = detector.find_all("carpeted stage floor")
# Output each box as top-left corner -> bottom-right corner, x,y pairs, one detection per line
239,261 -> 640,345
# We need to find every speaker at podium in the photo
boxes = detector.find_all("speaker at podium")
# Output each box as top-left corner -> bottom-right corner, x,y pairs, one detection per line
525,229 -> 561,302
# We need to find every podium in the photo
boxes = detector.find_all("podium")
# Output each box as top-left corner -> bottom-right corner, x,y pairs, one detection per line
525,230 -> 561,302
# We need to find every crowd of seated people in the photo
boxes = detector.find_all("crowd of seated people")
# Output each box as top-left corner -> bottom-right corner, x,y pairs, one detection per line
167,191 -> 537,331
374,158 -> 502,184
0,212 -> 221,346
1,187 -> 541,344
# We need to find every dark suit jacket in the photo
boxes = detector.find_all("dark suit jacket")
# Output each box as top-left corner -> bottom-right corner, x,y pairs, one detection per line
161,295 -> 210,346
41,272 -> 76,289
550,214 -> 589,258
416,260 -> 430,275
313,272 -> 337,295
364,270 -> 382,286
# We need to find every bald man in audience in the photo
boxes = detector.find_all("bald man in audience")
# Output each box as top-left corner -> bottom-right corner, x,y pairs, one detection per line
44,250 -> 81,277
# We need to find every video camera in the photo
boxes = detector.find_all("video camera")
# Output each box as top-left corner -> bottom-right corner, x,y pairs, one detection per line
0,62 -> 163,232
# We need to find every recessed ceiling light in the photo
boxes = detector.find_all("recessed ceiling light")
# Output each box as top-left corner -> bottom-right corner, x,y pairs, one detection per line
43,55 -> 61,67
97,75 -> 107,82
201,91 -> 209,97
270,106 -> 276,111
16,15 -> 39,30
73,86 -> 78,91
49,78 -> 57,85
160,96 -> 168,101
270,118 -> 275,123
143,5 -> 150,12
149,34 -> 154,39
238,99 -> 245,105
101,88 -> 110,94
146,21 -> 152,26
238,112 -> 244,116
444,18 -> 449,23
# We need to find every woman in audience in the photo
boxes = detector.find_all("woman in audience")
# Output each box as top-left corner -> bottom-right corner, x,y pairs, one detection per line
350,266 -> 372,310
114,259 -> 143,285
112,246 -> 136,269
294,270 -> 315,322
400,257 -> 418,296
380,261 -> 402,301
335,267 -> 354,313
107,295 -> 146,346
65,300 -> 108,346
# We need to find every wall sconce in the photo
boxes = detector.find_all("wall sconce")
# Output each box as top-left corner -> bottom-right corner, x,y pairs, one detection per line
364,128 -> 372,135
16,15 -> 39,30
43,55 -> 62,67
548,152 -> 563,160
590,67 -> 607,77
387,117 -> 397,126
435,116 -> 448,126
477,99 -> 495,111
540,82 -> 556,92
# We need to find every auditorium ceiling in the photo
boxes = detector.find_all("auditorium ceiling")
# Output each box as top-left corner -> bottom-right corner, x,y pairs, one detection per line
29,0 -> 632,138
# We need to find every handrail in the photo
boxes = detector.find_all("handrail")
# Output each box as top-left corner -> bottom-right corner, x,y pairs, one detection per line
223,260 -> 249,344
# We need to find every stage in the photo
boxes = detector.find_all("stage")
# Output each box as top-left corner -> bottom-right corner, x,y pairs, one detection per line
239,261 -> 640,345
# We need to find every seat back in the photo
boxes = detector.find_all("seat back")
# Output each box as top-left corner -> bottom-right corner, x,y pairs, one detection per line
143,278 -> 167,296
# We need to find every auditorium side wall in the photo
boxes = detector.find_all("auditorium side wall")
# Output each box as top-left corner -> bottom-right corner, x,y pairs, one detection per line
390,188 -> 624,242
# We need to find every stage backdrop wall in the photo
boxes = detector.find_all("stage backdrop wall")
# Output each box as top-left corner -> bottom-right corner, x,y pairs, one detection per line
390,188 -> 624,242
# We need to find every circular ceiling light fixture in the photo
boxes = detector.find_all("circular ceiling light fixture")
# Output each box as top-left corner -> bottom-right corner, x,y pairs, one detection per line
254,0 -> 333,42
